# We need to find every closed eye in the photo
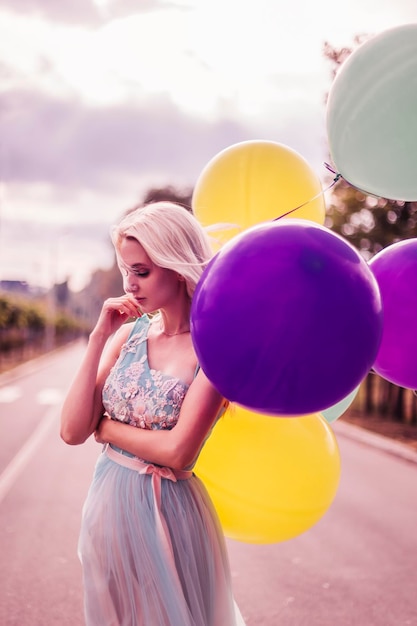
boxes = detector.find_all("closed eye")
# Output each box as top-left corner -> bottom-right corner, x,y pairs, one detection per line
118,262 -> 150,278
133,270 -> 150,277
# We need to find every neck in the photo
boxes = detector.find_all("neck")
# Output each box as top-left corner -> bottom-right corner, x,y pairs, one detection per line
159,319 -> 190,337
158,299 -> 191,337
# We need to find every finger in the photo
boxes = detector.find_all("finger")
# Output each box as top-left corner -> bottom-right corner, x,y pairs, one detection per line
118,305 -> 140,318
120,300 -> 142,317
124,295 -> 143,315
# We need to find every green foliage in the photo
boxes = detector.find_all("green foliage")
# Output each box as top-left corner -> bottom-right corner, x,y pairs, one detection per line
0,293 -> 85,354
54,312 -> 85,336
0,295 -> 45,331
326,180 -> 417,258
141,185 -> 193,212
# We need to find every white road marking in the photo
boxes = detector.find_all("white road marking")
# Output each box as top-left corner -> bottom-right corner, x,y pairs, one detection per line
0,386 -> 22,403
0,405 -> 57,505
0,386 -> 64,405
36,388 -> 64,405
0,385 -> 64,502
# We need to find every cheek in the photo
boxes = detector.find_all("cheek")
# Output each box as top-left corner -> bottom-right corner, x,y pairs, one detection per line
164,275 -> 181,294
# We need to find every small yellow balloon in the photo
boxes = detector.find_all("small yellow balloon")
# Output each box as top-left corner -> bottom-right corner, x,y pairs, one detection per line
195,406 -> 340,544
192,140 -> 326,247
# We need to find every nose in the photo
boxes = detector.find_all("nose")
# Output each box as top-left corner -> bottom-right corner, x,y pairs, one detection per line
124,273 -> 139,293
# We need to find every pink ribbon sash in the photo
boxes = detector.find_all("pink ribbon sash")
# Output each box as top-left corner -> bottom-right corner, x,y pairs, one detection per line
104,444 -> 192,593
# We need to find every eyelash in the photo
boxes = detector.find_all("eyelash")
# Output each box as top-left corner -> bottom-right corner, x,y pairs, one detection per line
120,267 -> 149,278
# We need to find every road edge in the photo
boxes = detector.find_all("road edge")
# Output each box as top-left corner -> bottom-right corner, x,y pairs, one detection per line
333,419 -> 417,465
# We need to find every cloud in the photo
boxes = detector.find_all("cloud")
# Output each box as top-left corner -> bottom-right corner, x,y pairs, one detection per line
105,0 -> 186,20
0,88 -> 254,191
0,0 -> 185,27
0,0 -> 102,26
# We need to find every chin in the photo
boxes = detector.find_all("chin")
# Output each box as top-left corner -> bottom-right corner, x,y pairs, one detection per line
140,304 -> 156,314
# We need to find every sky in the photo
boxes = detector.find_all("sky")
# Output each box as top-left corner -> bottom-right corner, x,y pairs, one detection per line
0,0 -> 417,291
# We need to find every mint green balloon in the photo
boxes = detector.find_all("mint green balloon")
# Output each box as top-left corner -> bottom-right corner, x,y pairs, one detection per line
321,385 -> 360,424
326,24 -> 417,201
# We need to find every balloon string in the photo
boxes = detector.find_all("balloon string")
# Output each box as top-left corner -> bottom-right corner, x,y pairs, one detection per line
273,163 -> 342,221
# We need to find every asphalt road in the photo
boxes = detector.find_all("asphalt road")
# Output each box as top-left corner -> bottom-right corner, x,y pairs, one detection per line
1,341 -> 416,626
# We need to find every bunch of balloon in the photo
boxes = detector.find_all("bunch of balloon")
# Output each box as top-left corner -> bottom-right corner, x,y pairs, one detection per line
192,140 -> 326,249
326,24 -> 417,201
369,238 -> 417,389
194,406 -> 341,544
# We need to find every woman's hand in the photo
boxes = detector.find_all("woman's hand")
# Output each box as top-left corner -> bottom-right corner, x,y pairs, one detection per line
92,294 -> 142,340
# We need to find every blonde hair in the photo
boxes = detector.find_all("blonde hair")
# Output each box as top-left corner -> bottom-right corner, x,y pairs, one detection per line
111,202 -> 213,299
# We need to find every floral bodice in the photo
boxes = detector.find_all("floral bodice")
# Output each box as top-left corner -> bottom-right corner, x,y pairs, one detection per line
102,316 -> 189,431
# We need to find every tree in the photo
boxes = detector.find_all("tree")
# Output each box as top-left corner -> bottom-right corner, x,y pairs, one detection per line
141,185 -> 193,212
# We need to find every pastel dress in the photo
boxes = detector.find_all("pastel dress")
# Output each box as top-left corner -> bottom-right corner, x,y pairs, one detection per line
78,315 -> 245,626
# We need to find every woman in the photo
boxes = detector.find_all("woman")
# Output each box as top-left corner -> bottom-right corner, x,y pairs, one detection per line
60,202 -> 245,626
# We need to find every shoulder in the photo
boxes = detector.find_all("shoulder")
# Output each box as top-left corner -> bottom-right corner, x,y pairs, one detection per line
116,321 -> 136,343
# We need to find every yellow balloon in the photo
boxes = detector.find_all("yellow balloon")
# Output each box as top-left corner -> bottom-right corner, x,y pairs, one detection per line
192,141 -> 326,247
195,406 -> 340,544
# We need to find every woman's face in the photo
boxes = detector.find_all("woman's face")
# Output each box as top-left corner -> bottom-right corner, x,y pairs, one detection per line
117,237 -> 183,313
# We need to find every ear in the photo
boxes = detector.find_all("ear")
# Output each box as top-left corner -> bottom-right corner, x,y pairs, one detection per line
177,274 -> 185,282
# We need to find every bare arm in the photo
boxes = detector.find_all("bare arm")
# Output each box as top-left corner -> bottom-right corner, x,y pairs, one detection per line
60,294 -> 141,445
95,369 -> 225,470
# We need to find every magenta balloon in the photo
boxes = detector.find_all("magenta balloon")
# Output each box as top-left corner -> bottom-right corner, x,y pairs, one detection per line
369,238 -> 417,389
191,220 -> 383,415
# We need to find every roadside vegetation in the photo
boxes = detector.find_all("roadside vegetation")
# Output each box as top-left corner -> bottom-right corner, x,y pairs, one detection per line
0,293 -> 88,372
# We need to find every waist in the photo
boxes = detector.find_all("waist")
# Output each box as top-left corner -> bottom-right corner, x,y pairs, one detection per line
108,443 -> 136,458
104,443 -> 193,481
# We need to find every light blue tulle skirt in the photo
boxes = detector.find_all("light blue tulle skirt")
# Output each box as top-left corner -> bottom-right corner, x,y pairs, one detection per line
78,446 -> 243,626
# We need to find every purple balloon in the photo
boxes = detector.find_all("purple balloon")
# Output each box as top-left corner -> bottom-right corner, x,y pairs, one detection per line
191,219 -> 383,415
369,238 -> 417,389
